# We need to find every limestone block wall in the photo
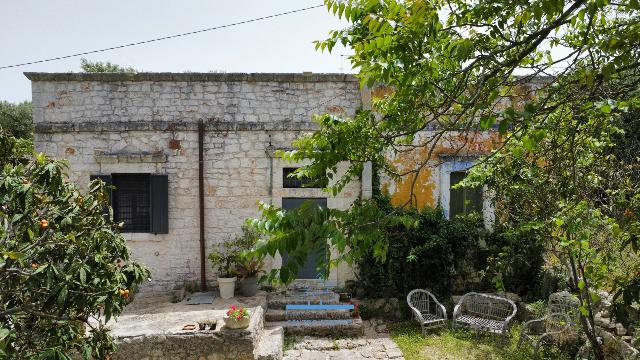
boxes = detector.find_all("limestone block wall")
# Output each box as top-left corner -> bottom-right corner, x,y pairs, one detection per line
28,73 -> 363,291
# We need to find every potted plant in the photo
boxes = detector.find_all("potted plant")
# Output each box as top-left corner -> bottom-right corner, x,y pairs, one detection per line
234,226 -> 264,297
236,255 -> 264,296
208,237 -> 240,299
224,305 -> 250,329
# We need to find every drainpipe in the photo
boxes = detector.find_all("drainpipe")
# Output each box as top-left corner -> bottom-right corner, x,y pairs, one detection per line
198,119 -> 207,291
265,133 -> 274,205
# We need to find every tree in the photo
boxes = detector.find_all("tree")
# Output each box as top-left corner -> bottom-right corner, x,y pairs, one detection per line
251,1 -> 640,358
80,58 -> 137,73
0,132 -> 150,359
0,101 -> 32,139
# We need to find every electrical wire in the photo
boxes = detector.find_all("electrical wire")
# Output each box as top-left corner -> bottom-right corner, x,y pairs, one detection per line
0,4 -> 324,70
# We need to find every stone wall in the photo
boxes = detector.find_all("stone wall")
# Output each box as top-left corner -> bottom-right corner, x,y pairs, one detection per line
113,305 -> 265,360
28,72 -> 363,291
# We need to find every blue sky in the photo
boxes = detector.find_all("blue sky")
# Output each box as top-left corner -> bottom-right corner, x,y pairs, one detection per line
0,0 -> 352,102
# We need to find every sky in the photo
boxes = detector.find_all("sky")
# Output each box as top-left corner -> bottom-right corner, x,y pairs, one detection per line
0,0 -> 352,103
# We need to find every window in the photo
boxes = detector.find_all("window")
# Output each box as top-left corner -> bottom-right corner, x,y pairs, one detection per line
449,171 -> 483,218
113,174 -> 151,232
282,167 -> 326,188
90,173 -> 168,234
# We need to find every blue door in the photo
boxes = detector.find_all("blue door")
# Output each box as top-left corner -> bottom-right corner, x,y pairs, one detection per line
281,198 -> 328,279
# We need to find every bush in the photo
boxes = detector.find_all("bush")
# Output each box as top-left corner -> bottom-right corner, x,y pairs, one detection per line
0,132 -> 150,359
354,196 -> 486,300
354,195 -> 546,302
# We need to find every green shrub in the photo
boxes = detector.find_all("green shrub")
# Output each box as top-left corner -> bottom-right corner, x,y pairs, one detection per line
354,195 -> 546,302
0,132 -> 150,359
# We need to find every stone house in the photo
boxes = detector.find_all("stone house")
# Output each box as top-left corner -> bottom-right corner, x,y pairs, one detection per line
26,72 -> 499,292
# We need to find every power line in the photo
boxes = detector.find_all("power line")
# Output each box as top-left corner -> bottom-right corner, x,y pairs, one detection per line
0,4 -> 324,71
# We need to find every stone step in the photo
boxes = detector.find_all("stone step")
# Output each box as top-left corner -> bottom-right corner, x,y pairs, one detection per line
266,292 -> 340,310
265,309 -> 353,322
254,326 -> 284,360
266,318 -> 364,337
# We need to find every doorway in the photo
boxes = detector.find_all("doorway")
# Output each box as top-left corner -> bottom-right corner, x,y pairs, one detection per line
281,197 -> 328,279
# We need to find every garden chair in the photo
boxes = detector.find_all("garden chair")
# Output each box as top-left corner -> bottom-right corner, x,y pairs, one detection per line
518,291 -> 580,356
407,289 -> 447,334
452,292 -> 517,337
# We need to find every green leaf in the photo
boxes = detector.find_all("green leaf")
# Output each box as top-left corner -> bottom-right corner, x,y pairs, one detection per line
599,104 -> 612,114
479,115 -> 496,130
498,119 -> 510,134
1,251 -> 26,260
57,285 -> 68,306
579,305 -> 589,317
79,267 -> 87,284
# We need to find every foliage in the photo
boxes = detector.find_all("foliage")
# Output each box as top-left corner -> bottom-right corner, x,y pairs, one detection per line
225,304 -> 249,320
250,195 -> 415,285
0,131 -> 149,359
0,101 -> 32,139
354,198 -> 486,299
463,98 -> 640,357
209,225 -> 265,279
234,225 -> 265,278
528,300 -> 549,320
253,0 -> 640,357
208,237 -> 241,278
79,58 -> 137,73
353,195 -> 546,301
481,226 -> 547,299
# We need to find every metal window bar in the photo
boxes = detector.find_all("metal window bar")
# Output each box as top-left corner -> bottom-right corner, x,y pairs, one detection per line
282,167 -> 325,188
113,174 -> 151,232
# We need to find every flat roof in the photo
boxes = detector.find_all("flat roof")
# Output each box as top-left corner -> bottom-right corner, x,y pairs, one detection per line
23,72 -> 359,83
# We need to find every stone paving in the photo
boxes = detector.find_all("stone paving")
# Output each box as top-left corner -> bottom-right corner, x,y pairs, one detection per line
283,319 -> 404,359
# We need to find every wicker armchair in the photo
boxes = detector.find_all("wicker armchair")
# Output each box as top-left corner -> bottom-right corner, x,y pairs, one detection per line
518,291 -> 580,356
407,289 -> 447,334
452,292 -> 517,337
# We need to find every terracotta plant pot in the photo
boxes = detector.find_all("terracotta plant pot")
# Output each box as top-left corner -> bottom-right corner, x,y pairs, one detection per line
223,314 -> 250,329
218,277 -> 236,299
240,276 -> 259,297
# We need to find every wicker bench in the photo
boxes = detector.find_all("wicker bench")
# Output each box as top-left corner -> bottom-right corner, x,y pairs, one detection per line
453,292 -> 517,336
407,289 -> 447,334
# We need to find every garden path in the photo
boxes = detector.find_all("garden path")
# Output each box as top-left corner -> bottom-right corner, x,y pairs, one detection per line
283,319 -> 404,359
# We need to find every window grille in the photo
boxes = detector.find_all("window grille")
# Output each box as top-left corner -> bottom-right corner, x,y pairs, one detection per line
283,167 -> 326,188
112,174 -> 151,232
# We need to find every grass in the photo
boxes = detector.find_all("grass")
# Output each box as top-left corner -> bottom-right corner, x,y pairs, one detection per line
283,335 -> 301,352
389,321 -> 571,360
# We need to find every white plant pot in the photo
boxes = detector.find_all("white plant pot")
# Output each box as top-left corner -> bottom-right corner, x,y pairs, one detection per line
223,313 -> 250,329
218,277 -> 236,299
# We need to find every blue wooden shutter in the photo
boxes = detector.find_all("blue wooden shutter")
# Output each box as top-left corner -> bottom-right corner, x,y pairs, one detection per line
150,174 -> 169,234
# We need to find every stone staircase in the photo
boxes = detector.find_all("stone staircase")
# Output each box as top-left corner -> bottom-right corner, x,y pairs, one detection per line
264,290 -> 364,337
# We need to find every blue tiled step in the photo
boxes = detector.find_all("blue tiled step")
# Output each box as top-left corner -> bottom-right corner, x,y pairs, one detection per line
267,292 -> 340,309
285,304 -> 354,311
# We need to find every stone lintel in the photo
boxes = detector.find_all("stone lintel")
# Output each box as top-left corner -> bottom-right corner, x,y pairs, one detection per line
95,150 -> 167,164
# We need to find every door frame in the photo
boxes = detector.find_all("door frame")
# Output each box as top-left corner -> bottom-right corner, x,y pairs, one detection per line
272,197 -> 338,287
